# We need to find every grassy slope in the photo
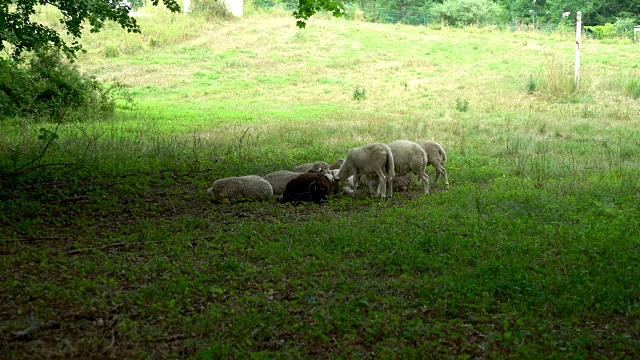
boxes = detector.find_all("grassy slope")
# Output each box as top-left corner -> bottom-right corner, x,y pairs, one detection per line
1,7 -> 640,359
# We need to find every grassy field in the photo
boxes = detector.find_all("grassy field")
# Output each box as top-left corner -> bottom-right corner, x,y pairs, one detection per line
1,5 -> 640,358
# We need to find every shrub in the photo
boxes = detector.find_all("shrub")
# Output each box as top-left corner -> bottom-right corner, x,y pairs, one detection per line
585,23 -> 615,39
0,48 -> 117,122
189,0 -> 233,19
433,0 -> 504,27
614,18 -> 636,38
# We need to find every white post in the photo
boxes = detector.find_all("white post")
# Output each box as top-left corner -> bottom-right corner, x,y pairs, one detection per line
184,0 -> 190,13
224,0 -> 243,17
575,11 -> 581,90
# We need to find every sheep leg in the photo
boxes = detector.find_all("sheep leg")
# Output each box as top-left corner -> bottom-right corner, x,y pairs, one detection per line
364,175 -> 377,196
351,169 -> 359,197
387,172 -> 393,199
434,163 -> 449,190
374,168 -> 387,200
419,172 -> 430,195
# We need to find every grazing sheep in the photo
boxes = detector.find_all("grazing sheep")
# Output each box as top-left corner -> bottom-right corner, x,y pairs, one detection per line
354,154 -> 424,195
415,140 -> 449,190
281,170 -> 334,204
327,168 -> 355,194
292,161 -> 330,174
206,175 -> 273,202
329,159 -> 344,170
263,170 -> 301,195
337,142 -> 394,200
387,140 -> 430,195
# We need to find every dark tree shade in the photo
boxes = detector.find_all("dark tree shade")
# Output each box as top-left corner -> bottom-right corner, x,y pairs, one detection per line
1,0 -> 181,58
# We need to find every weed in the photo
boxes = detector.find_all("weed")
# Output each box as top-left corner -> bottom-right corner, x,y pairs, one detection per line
104,45 -> 120,58
526,75 -> 537,94
353,87 -> 367,100
455,97 -> 469,112
625,78 -> 640,99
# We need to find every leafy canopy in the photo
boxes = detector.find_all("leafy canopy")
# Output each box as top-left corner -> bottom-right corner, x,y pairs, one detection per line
293,0 -> 347,28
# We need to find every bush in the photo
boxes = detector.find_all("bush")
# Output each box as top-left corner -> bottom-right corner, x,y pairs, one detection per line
585,23 -> 616,39
614,18 -> 636,38
433,0 -> 504,27
189,0 -> 233,19
0,48 -> 117,122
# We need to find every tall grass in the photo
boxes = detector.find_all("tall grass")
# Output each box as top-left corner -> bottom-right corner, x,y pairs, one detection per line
32,3 -> 215,58
535,55 -> 601,101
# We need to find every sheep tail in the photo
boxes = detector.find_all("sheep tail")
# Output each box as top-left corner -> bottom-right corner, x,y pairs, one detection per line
439,146 -> 447,165
385,145 -> 395,181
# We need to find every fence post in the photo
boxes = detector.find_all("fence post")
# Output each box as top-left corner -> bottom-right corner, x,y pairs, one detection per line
575,11 -> 581,90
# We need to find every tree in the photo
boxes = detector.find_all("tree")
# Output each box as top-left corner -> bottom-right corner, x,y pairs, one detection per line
293,0 -> 347,28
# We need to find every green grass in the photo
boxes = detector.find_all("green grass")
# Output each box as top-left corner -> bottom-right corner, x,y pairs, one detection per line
1,7 -> 640,359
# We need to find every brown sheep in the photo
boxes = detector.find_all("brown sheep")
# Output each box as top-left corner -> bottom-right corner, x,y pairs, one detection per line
281,170 -> 334,204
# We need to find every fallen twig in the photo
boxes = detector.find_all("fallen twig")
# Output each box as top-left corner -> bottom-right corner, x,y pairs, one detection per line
102,329 -> 116,357
149,334 -> 186,342
18,236 -> 64,243
66,240 -> 166,255
13,320 -> 60,340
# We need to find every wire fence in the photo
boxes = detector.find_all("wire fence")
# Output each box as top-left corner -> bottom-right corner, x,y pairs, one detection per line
251,1 -> 638,40
253,0 -> 437,26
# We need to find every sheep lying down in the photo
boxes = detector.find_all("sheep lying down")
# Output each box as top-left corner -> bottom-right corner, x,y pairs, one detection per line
206,175 -> 273,202
263,170 -> 301,195
292,161 -> 330,174
281,170 -> 334,204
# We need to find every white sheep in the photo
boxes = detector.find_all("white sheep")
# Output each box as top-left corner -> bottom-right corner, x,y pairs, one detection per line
415,140 -> 449,190
337,142 -> 394,200
292,161 -> 330,174
206,175 -> 273,202
354,172 -> 415,195
328,168 -> 356,194
387,140 -> 430,195
263,170 -> 301,195
329,159 -> 344,170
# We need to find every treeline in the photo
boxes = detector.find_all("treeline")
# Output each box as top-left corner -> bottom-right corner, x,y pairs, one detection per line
257,0 -> 639,27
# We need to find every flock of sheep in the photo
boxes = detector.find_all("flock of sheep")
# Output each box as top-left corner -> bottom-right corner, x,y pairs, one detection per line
206,140 -> 449,204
